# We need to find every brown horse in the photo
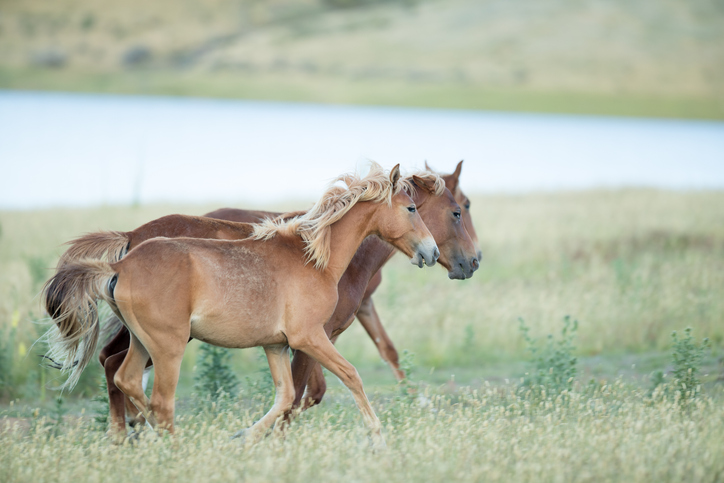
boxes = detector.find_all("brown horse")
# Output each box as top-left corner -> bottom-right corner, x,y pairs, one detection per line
48,162 -> 479,435
290,160 -> 481,408
44,164 -> 441,447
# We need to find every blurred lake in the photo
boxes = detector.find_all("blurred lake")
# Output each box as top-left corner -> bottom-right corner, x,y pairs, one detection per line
1,90 -> 722,210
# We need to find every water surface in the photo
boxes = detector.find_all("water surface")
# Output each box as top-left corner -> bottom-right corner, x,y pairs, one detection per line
1,91 -> 722,209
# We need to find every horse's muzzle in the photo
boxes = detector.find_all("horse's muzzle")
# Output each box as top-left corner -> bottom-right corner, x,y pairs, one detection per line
410,238 -> 439,268
447,255 -> 479,280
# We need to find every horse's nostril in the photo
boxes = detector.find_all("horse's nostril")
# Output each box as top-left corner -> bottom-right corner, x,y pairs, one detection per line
433,246 -> 440,260
472,258 -> 479,270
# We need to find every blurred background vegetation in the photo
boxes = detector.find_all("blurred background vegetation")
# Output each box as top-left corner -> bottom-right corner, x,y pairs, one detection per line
1,0 -> 723,118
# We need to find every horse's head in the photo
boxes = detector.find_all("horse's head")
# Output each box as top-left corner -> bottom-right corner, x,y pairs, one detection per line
374,165 -> 439,268
410,174 -> 479,280
427,160 -> 482,262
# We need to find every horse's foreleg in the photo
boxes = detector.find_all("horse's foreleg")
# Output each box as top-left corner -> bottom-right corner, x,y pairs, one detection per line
234,345 -> 294,443
295,330 -> 385,449
356,296 -> 404,381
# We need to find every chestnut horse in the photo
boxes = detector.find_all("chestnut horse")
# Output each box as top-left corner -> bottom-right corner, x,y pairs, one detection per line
289,160 -> 481,409
47,162 -> 479,436
207,161 -> 480,389
44,164 -> 441,447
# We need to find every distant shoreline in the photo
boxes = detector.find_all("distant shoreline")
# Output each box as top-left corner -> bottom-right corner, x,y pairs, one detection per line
1,68 -> 722,121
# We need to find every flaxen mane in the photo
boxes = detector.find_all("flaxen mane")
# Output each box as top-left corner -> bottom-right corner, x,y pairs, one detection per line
398,171 -> 446,198
252,163 -> 444,270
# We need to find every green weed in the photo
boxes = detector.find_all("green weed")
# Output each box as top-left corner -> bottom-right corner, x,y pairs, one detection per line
92,378 -> 109,431
396,349 -> 417,403
193,343 -> 239,410
518,316 -> 578,397
0,322 -> 18,400
671,327 -> 710,403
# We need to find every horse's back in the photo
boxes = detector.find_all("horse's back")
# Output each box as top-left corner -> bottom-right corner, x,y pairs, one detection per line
205,208 -> 280,223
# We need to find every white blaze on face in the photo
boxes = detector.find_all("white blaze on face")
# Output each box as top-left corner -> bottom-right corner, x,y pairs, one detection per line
409,236 -> 439,268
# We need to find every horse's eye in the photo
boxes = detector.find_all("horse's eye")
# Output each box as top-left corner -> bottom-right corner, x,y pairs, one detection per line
453,211 -> 461,219
464,202 -> 471,210
407,206 -> 416,213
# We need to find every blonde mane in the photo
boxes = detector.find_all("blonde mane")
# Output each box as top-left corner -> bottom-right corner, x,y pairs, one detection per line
252,163 -> 444,270
397,170 -> 446,199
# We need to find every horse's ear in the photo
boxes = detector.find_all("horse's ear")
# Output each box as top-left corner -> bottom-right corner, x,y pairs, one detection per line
447,160 -> 463,192
412,175 -> 435,194
424,160 -> 434,172
390,164 -> 401,188
452,160 -> 463,180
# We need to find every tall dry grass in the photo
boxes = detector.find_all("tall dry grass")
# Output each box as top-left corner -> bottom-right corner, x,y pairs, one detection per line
1,382 -> 723,482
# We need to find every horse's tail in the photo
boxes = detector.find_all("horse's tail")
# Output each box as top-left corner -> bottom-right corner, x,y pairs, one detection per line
46,231 -> 129,323
42,259 -> 118,391
100,312 -> 126,344
58,231 -> 130,267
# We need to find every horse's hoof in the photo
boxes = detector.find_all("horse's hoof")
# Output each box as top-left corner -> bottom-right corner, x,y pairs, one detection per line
105,431 -> 127,446
370,434 -> 387,453
124,429 -> 144,446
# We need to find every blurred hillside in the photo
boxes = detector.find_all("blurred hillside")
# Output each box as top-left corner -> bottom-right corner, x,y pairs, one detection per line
1,0 -> 723,118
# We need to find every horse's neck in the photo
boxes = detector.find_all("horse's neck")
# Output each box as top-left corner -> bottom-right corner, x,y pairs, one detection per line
345,236 -> 395,285
324,202 -> 379,282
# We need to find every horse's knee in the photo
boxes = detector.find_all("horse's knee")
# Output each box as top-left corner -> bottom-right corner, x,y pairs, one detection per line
385,346 -> 400,366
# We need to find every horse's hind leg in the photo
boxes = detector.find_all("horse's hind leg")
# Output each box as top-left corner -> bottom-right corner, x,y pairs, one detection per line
356,296 -> 404,381
99,322 -> 129,367
234,345 -> 294,443
114,334 -> 154,428
148,347 -> 184,433
301,359 -> 327,409
286,348 -> 326,417
294,329 -> 385,449
104,349 -> 130,438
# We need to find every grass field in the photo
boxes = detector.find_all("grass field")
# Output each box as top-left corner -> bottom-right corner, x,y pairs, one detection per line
1,189 -> 723,481
2,382 -> 723,482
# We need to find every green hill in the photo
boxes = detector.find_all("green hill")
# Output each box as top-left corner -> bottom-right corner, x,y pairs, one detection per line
1,0 -> 723,118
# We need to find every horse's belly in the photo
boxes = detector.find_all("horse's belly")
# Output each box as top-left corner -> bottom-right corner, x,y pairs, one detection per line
188,254 -> 288,347
189,305 -> 286,349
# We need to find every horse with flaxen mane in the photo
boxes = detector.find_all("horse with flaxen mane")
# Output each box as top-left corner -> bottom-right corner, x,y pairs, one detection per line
288,160 -> 481,409
45,161 -> 480,437
43,163 -> 441,447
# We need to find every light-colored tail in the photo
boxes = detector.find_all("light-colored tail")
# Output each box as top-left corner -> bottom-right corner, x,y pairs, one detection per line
44,231 -> 129,343
58,231 -> 129,267
99,313 -> 126,344
42,259 -> 118,391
